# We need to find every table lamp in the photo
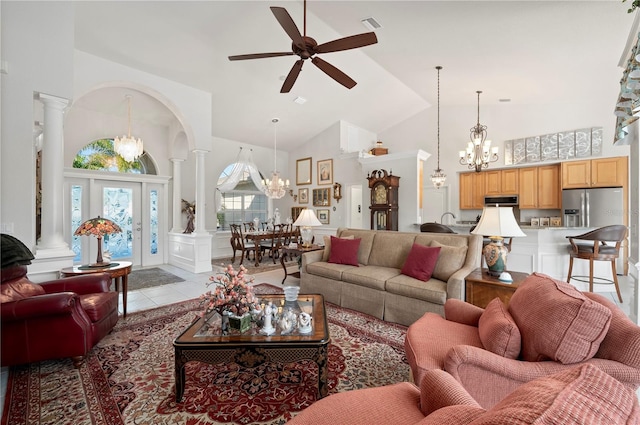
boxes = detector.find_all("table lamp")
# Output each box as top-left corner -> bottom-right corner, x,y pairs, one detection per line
293,209 -> 322,247
74,216 -> 122,266
471,206 -> 525,278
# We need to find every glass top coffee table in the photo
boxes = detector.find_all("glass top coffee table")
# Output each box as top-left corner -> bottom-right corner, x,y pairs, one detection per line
173,293 -> 329,402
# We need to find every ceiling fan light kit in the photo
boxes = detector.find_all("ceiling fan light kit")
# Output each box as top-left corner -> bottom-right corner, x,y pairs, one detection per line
228,0 -> 378,93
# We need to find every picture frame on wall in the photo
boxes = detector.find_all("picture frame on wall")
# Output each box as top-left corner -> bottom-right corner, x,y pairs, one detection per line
296,157 -> 312,185
312,188 -> 331,206
317,158 -> 333,185
317,209 -> 330,224
299,188 -> 309,204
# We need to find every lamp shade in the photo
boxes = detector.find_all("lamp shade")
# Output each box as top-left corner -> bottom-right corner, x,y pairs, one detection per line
471,207 -> 525,238
74,216 -> 122,266
293,209 -> 322,227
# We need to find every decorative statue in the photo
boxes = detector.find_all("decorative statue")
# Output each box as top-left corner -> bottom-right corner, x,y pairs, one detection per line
298,312 -> 312,334
181,199 -> 195,234
274,208 -> 281,225
279,308 -> 297,335
260,301 -> 276,335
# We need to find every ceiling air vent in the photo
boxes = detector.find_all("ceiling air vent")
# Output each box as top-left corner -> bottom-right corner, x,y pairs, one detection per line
361,17 -> 382,31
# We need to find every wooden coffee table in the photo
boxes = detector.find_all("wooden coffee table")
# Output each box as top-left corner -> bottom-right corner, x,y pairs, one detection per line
464,267 -> 529,308
173,293 -> 330,402
60,261 -> 132,317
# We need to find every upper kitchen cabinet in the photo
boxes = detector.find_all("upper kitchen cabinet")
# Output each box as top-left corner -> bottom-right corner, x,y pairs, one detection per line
562,156 -> 627,189
485,169 -> 519,196
518,164 -> 561,209
460,172 -> 485,210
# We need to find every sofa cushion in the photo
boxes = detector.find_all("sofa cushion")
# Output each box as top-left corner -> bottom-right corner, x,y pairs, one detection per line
342,266 -> 400,291
430,241 -> 468,282
322,235 -> 354,262
329,236 -> 361,266
401,244 -> 441,282
469,364 -> 640,424
508,273 -> 611,364
336,228 -> 376,266
386,274 -> 447,304
478,298 -> 521,359
306,261 -> 355,280
368,232 -> 416,269
1,278 -> 46,303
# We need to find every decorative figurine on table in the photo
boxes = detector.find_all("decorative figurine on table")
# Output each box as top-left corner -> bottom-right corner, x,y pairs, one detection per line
279,308 -> 297,335
274,208 -> 281,225
260,301 -> 276,335
298,312 -> 312,334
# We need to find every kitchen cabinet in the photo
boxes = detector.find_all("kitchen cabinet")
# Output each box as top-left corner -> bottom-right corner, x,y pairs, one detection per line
537,165 -> 561,209
459,172 -> 485,210
562,156 -> 627,189
484,171 -> 502,195
518,167 -> 538,209
501,169 -> 519,195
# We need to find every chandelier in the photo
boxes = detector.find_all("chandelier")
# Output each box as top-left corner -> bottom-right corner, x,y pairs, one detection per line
262,118 -> 289,199
431,66 -> 446,188
459,90 -> 498,172
114,95 -> 143,162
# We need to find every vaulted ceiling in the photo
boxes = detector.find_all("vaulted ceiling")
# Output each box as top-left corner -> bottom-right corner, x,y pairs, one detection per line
71,1 -> 634,151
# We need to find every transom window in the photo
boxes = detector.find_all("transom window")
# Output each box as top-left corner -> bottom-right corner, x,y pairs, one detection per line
73,139 -> 156,174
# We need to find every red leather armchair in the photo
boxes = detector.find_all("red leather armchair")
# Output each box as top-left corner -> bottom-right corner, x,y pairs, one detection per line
1,264 -> 119,367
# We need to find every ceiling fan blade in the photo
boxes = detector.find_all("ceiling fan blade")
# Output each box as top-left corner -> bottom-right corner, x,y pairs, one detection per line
228,52 -> 294,61
311,57 -> 356,89
281,60 -> 304,93
270,7 -> 304,49
316,32 -> 378,54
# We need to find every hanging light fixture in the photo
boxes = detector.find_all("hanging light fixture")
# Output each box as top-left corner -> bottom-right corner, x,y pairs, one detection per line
114,95 -> 143,162
431,66 -> 446,188
262,118 -> 289,199
459,90 -> 498,172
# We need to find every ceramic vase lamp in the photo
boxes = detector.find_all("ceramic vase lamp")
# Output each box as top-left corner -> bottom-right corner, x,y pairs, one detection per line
293,209 -> 322,247
471,207 -> 525,278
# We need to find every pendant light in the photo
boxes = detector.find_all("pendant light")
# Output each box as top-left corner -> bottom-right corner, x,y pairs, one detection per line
114,95 -> 144,162
431,66 -> 446,188
262,118 -> 290,198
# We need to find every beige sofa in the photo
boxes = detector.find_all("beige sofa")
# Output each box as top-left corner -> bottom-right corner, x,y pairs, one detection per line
300,228 -> 483,326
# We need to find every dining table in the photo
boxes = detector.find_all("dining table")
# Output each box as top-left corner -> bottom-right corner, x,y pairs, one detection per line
244,228 -> 297,267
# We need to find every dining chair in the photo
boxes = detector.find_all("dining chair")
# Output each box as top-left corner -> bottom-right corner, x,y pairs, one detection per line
229,224 -> 259,266
260,224 -> 284,263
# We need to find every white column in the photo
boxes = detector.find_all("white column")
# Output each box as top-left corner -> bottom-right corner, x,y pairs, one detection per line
193,149 -> 209,234
37,93 -> 69,250
170,158 -> 184,233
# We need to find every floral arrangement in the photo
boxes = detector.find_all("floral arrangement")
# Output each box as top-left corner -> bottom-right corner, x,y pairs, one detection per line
200,264 -> 258,318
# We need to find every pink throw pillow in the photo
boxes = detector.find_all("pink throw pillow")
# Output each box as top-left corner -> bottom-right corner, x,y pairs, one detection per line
478,298 -> 521,359
508,273 -> 611,364
401,243 -> 441,281
328,236 -> 361,266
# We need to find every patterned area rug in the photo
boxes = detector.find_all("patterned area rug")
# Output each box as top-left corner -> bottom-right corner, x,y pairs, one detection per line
127,267 -> 185,291
213,257 -> 298,276
2,286 -> 409,425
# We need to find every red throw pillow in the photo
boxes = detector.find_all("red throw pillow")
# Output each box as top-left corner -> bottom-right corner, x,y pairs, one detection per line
328,236 -> 361,266
401,243 -> 441,281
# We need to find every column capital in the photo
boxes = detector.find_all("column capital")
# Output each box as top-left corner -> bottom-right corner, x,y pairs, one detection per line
170,157 -> 186,163
192,149 -> 210,156
36,92 -> 69,110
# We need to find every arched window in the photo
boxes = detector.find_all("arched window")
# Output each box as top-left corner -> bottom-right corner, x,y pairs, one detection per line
72,139 -> 156,174
217,162 -> 267,231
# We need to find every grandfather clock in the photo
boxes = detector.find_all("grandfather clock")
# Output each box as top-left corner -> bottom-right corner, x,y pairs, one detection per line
367,169 -> 400,231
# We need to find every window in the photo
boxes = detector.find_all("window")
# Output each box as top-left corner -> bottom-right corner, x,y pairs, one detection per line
217,164 -> 267,230
72,139 -> 156,174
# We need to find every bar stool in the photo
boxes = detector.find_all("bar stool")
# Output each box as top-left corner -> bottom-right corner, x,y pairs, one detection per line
566,225 -> 627,302
419,222 -> 456,233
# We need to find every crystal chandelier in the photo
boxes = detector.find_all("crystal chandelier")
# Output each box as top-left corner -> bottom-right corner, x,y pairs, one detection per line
431,66 -> 446,188
114,95 -> 143,162
262,118 -> 289,199
459,91 -> 498,172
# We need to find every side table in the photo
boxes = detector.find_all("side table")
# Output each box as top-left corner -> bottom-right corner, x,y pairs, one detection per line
464,267 -> 529,308
60,261 -> 132,317
280,244 -> 324,284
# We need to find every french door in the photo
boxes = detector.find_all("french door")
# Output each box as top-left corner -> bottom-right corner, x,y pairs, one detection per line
65,171 -> 168,266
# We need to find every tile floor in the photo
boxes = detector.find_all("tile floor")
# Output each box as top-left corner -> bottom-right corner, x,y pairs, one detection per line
1,265 -> 636,416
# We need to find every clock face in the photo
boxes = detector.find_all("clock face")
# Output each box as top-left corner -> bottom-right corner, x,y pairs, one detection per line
374,184 -> 387,204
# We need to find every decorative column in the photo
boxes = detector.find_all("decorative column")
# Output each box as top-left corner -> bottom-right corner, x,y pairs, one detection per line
170,158 -> 184,233
37,93 -> 69,250
193,149 -> 208,234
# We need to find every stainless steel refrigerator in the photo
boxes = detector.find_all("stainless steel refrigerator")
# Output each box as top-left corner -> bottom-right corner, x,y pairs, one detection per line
562,187 -> 625,270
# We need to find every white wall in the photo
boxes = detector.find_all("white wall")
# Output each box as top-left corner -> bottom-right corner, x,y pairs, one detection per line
1,2 -> 75,247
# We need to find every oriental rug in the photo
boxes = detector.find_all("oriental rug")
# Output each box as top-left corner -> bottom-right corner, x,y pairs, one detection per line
212,257 -> 298,276
2,286 -> 409,425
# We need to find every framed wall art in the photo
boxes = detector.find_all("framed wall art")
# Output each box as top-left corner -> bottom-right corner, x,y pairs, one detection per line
317,209 -> 330,224
312,188 -> 331,206
298,188 -> 309,204
317,158 -> 333,185
296,157 -> 312,185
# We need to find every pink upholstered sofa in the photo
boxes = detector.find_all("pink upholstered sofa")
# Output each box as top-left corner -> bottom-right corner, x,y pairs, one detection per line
286,364 -> 640,424
405,272 -> 640,409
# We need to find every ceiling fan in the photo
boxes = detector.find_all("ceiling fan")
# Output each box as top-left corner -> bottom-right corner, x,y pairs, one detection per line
228,0 -> 378,93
